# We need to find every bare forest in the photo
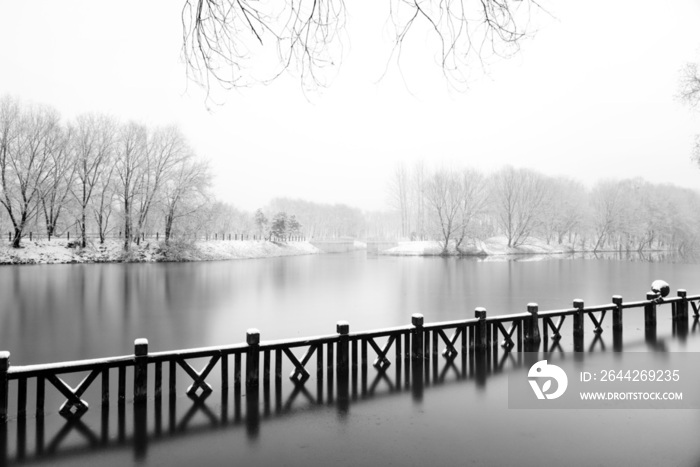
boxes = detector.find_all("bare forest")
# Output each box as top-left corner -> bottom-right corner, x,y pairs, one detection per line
0,95 -> 211,248
388,163 -> 700,254
3,92 -> 700,254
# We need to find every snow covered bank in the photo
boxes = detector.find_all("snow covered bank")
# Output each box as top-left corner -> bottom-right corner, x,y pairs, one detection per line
0,239 -> 320,265
381,236 -> 576,257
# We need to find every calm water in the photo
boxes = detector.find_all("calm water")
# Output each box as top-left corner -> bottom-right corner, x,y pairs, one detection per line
1,252 -> 700,466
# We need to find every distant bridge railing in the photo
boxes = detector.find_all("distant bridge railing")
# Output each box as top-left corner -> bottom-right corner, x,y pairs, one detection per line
1,283 -> 697,426
4,231 -> 307,244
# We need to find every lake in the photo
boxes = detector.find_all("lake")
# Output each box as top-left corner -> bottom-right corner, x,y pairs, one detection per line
1,251 -> 699,466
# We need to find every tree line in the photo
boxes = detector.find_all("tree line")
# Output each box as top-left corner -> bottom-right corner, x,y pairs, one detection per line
0,95 -> 211,248
388,163 -> 700,254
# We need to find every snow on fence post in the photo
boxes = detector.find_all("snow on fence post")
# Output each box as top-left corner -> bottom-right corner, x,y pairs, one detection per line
246,329 -> 260,387
134,339 -> 148,404
0,352 -> 9,422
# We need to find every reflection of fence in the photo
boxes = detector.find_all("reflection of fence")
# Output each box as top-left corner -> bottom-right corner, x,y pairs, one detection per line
0,286 -> 698,463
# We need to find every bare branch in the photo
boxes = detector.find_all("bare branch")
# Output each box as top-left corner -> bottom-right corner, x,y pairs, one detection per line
181,0 -> 541,94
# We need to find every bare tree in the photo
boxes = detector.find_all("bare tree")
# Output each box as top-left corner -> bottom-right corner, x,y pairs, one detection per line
162,156 -> 211,242
425,167 -> 464,254
180,0 -> 541,93
453,169 -> 488,252
181,0 -> 347,93
115,122 -> 148,249
539,178 -> 586,245
0,98 -> 58,248
410,161 -> 427,240
681,62 -> 700,160
92,163 -> 117,244
388,163 -> 410,238
589,180 -> 624,252
39,123 -> 76,240
72,114 -> 117,247
134,126 -> 190,241
489,166 -> 549,248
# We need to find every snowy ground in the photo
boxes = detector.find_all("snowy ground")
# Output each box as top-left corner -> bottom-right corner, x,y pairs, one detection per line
380,236 -> 577,257
0,239 -> 320,265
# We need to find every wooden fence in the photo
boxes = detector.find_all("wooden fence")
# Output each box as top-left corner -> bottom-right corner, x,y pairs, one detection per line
5,232 -> 306,243
0,283 -> 699,463
1,284 -> 698,425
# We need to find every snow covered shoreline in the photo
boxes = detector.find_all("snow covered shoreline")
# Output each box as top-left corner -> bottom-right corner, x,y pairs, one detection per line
0,239 -> 321,265
378,237 -> 664,258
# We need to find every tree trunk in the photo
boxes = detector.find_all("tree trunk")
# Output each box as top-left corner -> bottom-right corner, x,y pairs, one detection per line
164,212 -> 173,244
11,226 -> 22,248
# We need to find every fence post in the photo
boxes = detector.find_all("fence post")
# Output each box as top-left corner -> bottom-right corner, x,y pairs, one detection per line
612,295 -> 623,331
473,307 -> 487,352
612,295 -> 623,351
0,352 -> 8,423
336,321 -> 350,413
156,232 -> 159,241
29,232 -> 32,241
573,299 -> 584,352
246,329 -> 260,387
134,339 -> 148,404
410,314 -> 424,401
675,289 -> 689,339
524,303 -> 540,350
677,289 -> 688,321
411,314 -> 424,361
645,292 -> 657,330
336,321 -> 349,374
67,232 -> 70,241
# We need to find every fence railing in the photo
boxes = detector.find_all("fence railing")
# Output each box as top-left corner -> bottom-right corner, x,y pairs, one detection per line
1,282 -> 697,426
0,283 -> 698,463
4,232 -> 307,243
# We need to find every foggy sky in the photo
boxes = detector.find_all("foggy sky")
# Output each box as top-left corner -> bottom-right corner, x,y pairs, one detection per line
1,0 -> 699,211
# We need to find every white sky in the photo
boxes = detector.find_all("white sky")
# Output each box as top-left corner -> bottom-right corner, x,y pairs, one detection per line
1,0 -> 699,211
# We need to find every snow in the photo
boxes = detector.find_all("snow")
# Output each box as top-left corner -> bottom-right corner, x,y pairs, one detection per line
381,236 -> 576,257
0,239 -> 320,265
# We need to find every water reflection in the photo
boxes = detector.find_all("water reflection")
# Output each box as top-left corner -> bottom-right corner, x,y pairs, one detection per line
3,321 -> 699,466
475,250 -> 700,263
2,252 -> 700,366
